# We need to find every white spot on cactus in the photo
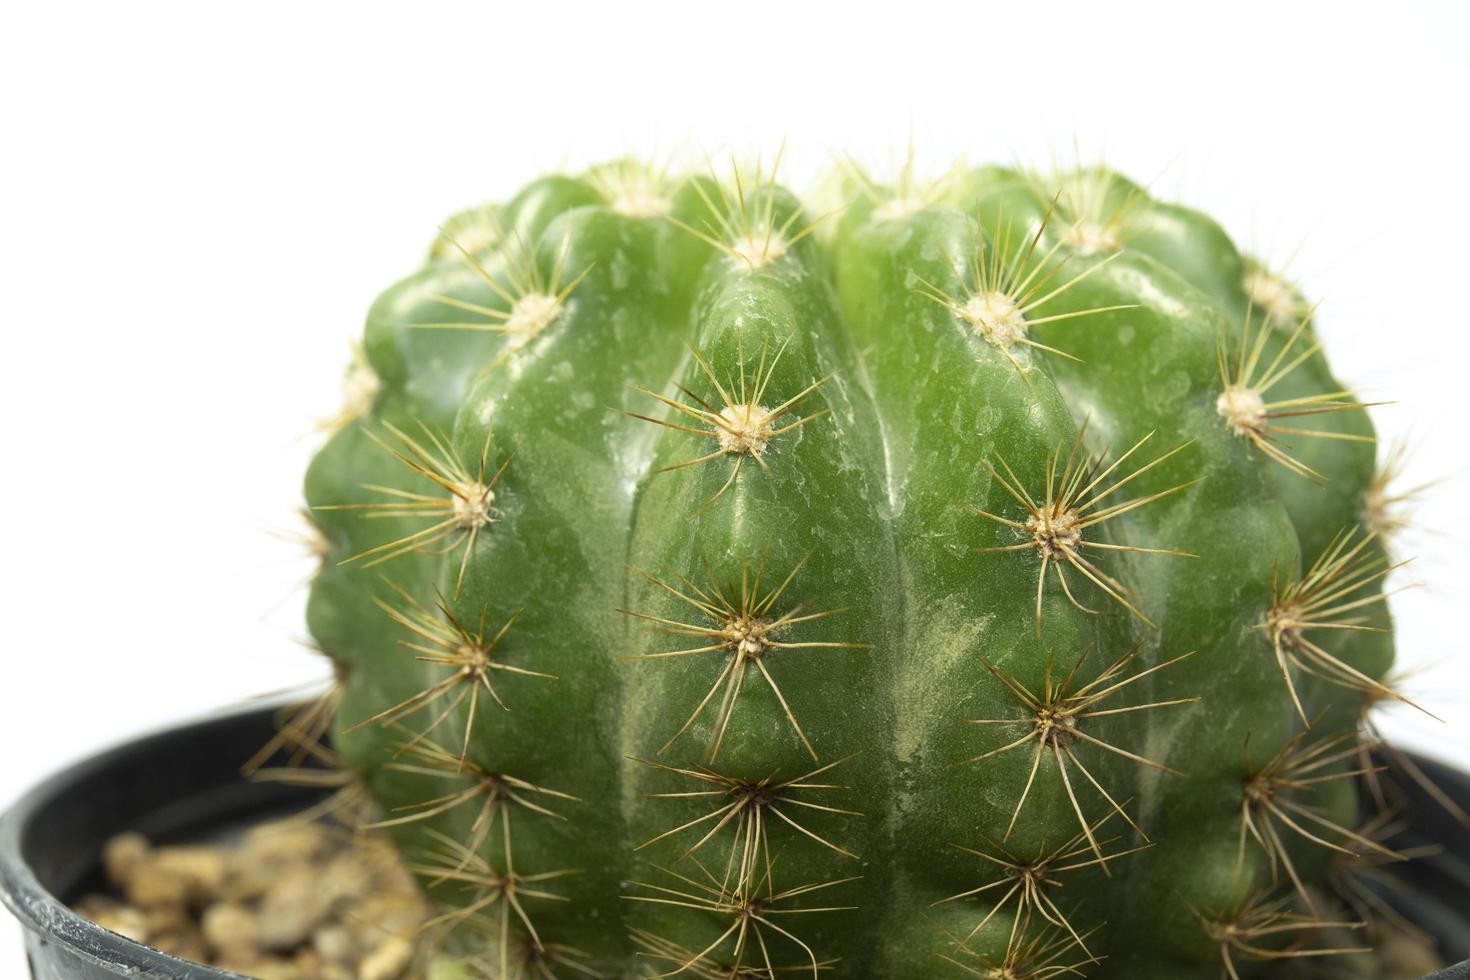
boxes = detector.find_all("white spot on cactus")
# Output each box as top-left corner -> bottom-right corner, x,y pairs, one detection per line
1362,441 -> 1427,550
341,357 -> 380,416
1243,266 -> 1305,327
672,154 -> 819,270
715,403 -> 775,457
959,290 -> 1029,348
726,227 -> 789,269
1046,165 -> 1146,254
845,148 -> 954,222
323,421 -> 510,597
1215,308 -> 1375,480
1025,505 -> 1082,560
503,292 -> 563,345
629,334 -> 829,515
450,222 -> 500,256
416,233 -> 590,374
587,158 -> 673,219
1216,384 -> 1268,438
622,553 -> 868,763
965,424 -> 1195,630
874,193 -> 925,221
609,189 -> 670,219
958,649 -> 1195,868
1263,528 -> 1427,727
451,483 -> 496,530
431,204 -> 501,261
1062,220 -> 1121,255
316,342 -> 378,434
613,193 -> 669,219
348,589 -> 555,764
913,208 -> 1135,374
728,613 -> 773,659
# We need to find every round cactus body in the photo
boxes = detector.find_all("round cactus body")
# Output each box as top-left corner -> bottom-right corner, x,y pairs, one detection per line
301,157 -> 1411,978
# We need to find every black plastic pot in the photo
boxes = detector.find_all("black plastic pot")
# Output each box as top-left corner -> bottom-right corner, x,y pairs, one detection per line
1,707 -> 1468,978
0,708 -> 321,979
1370,750 -> 1470,977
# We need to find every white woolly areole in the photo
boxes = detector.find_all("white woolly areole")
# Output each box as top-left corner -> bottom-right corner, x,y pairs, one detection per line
728,229 -> 788,268
452,484 -> 495,529
1217,385 -> 1268,436
716,403 -> 774,456
1364,481 -> 1397,540
341,360 -> 379,420
453,224 -> 500,255
728,615 -> 771,658
1243,268 -> 1301,325
874,194 -> 924,221
1027,507 -> 1083,559
609,190 -> 671,219
960,291 -> 1029,347
505,292 -> 562,341
1063,221 -> 1120,255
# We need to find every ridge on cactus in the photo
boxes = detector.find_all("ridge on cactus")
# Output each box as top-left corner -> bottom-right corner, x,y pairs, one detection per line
275,152 -> 1449,979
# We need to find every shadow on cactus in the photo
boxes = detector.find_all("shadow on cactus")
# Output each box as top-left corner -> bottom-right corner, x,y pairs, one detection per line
276,153 -> 1455,978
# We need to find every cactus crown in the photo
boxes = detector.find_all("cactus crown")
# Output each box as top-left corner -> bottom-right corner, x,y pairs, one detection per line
292,154 -> 1431,978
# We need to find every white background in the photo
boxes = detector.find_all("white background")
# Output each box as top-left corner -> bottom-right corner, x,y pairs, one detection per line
2,1 -> 1467,968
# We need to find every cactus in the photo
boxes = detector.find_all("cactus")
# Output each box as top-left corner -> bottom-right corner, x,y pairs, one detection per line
295,154 -> 1429,978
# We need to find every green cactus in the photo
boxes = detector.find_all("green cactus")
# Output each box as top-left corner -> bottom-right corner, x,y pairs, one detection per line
295,154 -> 1428,978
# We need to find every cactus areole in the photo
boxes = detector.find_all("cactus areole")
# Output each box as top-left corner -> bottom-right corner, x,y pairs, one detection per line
300,158 -> 1413,978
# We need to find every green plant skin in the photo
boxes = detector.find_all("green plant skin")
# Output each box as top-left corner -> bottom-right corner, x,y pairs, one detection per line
302,159 -> 1397,978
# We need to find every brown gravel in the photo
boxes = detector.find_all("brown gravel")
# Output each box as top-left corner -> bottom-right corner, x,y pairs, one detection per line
73,819 -> 433,980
